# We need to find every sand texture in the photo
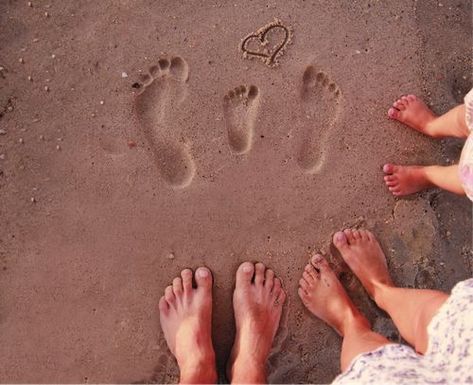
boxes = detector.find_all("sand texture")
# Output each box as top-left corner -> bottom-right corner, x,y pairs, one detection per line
0,0 -> 471,383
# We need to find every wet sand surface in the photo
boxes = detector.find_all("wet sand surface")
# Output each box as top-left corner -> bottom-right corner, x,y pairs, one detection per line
0,1 -> 471,383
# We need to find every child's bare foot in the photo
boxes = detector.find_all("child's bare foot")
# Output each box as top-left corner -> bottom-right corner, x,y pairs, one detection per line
383,163 -> 433,196
228,262 -> 286,384
158,267 -> 217,384
298,254 -> 369,336
388,94 -> 437,137
332,229 -> 393,303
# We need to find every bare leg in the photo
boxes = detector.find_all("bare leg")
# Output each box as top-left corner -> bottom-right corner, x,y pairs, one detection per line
298,254 -> 391,372
159,268 -> 217,384
388,95 -> 468,138
333,229 -> 449,354
383,164 -> 465,196
228,262 -> 287,384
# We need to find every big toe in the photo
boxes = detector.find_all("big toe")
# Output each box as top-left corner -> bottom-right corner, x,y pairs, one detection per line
195,267 -> 213,292
388,107 -> 399,119
383,163 -> 396,174
236,261 -> 255,288
333,231 -> 349,251
311,254 -> 330,272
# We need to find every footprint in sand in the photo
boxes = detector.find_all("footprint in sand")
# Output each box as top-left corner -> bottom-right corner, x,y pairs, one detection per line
223,84 -> 260,154
135,56 -> 195,188
298,65 -> 342,173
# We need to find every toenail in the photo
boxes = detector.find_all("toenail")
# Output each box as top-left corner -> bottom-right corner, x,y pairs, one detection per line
335,232 -> 345,242
243,264 -> 252,273
197,269 -> 209,278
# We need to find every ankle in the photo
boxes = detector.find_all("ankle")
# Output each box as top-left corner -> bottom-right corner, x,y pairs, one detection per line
340,309 -> 371,336
230,358 -> 267,384
179,355 -> 217,384
372,281 -> 395,310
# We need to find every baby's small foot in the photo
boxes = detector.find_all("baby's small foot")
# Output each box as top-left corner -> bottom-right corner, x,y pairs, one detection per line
388,95 -> 437,137
332,229 -> 393,301
228,262 -> 286,384
383,163 -> 432,196
159,268 -> 217,384
298,254 -> 367,336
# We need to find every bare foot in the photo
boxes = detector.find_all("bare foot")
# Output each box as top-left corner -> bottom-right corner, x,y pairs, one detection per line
332,229 -> 393,302
298,254 -> 368,336
158,267 -> 217,384
383,163 -> 433,196
228,262 -> 286,384
388,94 -> 437,136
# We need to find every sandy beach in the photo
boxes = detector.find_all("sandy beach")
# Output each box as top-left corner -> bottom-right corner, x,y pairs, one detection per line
0,0 -> 471,383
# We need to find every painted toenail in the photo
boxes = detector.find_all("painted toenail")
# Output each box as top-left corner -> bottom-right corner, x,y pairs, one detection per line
197,269 -> 209,278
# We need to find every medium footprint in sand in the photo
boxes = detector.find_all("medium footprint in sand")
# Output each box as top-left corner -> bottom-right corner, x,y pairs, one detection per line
223,85 -> 260,154
298,65 -> 342,173
135,56 -> 195,188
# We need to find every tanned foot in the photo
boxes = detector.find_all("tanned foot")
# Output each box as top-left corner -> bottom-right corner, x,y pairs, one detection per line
228,262 -> 286,384
298,254 -> 368,336
388,94 -> 437,136
159,267 -> 217,384
383,163 -> 433,196
332,229 -> 393,302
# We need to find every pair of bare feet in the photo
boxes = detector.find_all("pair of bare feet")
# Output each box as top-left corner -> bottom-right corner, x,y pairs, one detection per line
158,262 -> 286,384
384,95 -> 466,196
158,229 -> 393,383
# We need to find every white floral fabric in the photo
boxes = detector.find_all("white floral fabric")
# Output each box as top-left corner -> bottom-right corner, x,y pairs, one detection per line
333,279 -> 473,385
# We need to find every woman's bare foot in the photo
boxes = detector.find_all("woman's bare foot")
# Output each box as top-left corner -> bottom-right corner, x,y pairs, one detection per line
332,229 -> 393,303
388,94 -> 437,136
383,163 -> 432,196
228,262 -> 286,384
158,267 -> 217,384
298,254 -> 369,336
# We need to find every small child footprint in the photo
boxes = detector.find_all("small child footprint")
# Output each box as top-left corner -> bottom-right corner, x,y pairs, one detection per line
223,85 -> 260,154
135,56 -> 195,188
298,65 -> 342,173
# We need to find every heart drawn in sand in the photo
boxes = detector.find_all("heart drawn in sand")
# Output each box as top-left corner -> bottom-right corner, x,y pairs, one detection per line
241,22 -> 291,66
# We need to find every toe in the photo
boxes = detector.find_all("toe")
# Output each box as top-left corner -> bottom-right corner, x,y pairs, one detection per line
298,287 -> 308,299
158,296 -> 169,314
407,94 -> 416,102
385,180 -> 398,187
254,262 -> 265,286
365,230 -> 375,241
343,229 -> 356,244
276,289 -> 287,305
304,263 -> 319,279
236,262 -> 255,287
302,271 -> 314,283
384,175 -> 395,182
393,100 -> 406,111
195,267 -> 212,291
388,107 -> 399,119
272,277 -> 282,297
401,96 -> 410,105
164,286 -> 175,305
311,254 -> 330,272
181,269 -> 193,293
333,231 -> 349,250
172,277 -> 183,296
265,269 -> 275,290
299,277 -> 309,291
383,163 -> 397,174
359,229 -> 370,241
352,230 -> 361,240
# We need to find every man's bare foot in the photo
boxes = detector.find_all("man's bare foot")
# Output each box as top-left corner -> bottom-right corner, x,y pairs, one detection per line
298,254 -> 369,336
228,262 -> 286,384
383,163 -> 433,196
332,229 -> 393,303
158,267 -> 217,384
388,94 -> 438,137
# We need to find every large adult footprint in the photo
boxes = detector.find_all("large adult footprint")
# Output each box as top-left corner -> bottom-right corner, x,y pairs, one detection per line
223,85 -> 260,154
298,65 -> 342,173
135,56 -> 195,188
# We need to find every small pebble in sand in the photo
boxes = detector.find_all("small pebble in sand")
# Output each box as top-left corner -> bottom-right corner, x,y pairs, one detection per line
27,75 -> 32,81
0,129 -> 6,135
19,138 -> 24,144
31,197 -> 36,203
446,230 -> 451,237
19,57 -> 24,64
127,140 -> 136,148
167,252 -> 175,260
7,106 -> 13,112
100,100 -> 104,105
0,154 -> 5,160
91,113 -> 96,117
56,144 -> 61,151
39,135 -> 44,140
44,85 -> 49,92
28,1 -> 32,7
33,38 -> 39,42
44,11 -> 49,17
121,72 -> 128,78
51,54 -> 56,59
